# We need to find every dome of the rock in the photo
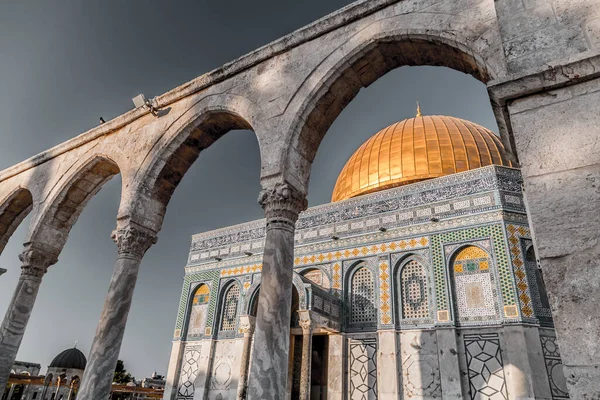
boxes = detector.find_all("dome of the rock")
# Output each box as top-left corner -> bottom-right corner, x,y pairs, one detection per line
331,113 -> 513,202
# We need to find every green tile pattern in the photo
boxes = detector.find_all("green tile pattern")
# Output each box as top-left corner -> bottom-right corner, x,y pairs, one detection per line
431,224 -> 514,311
175,270 -> 221,338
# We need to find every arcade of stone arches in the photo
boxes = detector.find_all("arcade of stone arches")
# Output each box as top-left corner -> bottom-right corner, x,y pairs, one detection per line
0,0 -> 598,399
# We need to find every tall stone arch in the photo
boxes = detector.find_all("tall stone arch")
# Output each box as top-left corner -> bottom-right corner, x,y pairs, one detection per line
277,8 -> 509,193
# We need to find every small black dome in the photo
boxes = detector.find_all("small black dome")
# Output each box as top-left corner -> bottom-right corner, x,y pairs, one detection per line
49,348 -> 87,370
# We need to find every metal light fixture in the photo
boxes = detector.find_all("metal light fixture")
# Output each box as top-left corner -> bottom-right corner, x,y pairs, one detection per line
132,94 -> 158,116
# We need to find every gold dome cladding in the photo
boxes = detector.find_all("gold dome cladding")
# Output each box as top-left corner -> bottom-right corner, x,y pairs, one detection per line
331,114 -> 513,202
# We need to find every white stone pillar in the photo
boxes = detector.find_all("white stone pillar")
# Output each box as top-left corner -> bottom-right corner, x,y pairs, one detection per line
247,183 -> 307,400
162,340 -> 185,400
0,244 -> 58,389
435,328 -> 463,398
237,315 -> 256,400
502,325 -> 552,399
376,330 -> 400,399
77,224 -> 157,400
298,311 -> 313,400
327,334 -> 344,400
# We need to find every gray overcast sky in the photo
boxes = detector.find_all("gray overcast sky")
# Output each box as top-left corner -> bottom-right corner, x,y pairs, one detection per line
0,1 -> 499,378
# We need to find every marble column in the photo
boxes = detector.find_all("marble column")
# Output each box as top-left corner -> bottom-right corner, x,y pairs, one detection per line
298,311 -> 313,400
77,225 -> 157,400
327,334 -> 344,400
247,183 -> 307,400
237,315 -> 256,400
0,244 -> 58,389
435,328 -> 463,398
376,330 -> 400,399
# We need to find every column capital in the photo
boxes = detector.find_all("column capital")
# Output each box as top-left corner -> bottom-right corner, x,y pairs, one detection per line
111,225 -> 157,259
18,244 -> 59,278
258,183 -> 307,227
238,315 -> 256,336
298,310 -> 313,334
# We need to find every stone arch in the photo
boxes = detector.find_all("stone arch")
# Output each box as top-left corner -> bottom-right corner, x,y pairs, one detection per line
0,187 -> 33,254
243,274 -> 308,316
448,244 -> 501,325
393,253 -> 434,324
298,266 -> 332,290
282,18 -> 509,192
27,155 -> 120,254
127,95 -> 263,233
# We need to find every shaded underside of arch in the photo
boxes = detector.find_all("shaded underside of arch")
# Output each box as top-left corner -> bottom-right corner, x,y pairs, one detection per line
30,156 -> 120,251
0,188 -> 33,253
291,36 -> 498,170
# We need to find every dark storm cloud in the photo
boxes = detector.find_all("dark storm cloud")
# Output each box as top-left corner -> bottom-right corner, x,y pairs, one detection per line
0,0 -> 499,377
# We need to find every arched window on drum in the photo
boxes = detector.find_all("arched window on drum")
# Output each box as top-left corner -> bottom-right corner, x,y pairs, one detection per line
219,283 -> 241,332
451,246 -> 499,323
349,263 -> 376,327
399,259 -> 430,321
187,284 -> 210,337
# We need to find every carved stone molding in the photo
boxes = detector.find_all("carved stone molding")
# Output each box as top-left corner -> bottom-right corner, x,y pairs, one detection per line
18,244 -> 59,278
258,183 -> 307,228
298,310 -> 313,333
111,226 -> 157,259
238,315 -> 256,336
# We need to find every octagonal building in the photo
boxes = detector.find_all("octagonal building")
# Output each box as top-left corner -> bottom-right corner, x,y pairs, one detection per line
164,112 -> 567,400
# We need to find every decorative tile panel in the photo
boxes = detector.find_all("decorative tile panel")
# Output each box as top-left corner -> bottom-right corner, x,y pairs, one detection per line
177,346 -> 202,399
350,266 -> 377,326
175,270 -> 220,339
464,333 -> 508,399
378,258 -> 392,325
349,337 -> 378,399
219,284 -> 241,332
452,246 -> 500,323
294,237 -> 428,267
400,260 -> 429,320
506,224 -> 534,319
540,335 -> 569,399
431,225 -> 513,314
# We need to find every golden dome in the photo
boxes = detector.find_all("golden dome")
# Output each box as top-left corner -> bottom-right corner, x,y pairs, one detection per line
332,114 -> 513,202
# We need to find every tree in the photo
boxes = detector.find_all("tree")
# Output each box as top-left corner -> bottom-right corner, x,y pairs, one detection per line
113,360 -> 133,384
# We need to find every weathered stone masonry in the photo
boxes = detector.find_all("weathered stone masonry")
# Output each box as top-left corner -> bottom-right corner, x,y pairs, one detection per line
0,0 -> 598,398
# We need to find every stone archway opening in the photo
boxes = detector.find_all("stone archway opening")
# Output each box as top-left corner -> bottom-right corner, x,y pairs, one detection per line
287,35 -> 515,193
28,156 -> 120,253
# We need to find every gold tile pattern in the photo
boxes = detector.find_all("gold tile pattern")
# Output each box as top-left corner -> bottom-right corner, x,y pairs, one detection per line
506,224 -> 533,318
294,237 -> 429,267
379,261 -> 392,325
332,115 -> 513,202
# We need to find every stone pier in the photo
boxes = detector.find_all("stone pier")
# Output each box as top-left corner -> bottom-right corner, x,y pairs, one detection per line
237,315 -> 256,400
77,224 -> 156,400
0,244 -> 58,389
247,183 -> 307,400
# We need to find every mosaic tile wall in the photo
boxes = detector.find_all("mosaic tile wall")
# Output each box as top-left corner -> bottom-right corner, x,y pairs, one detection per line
175,270 -> 220,340
431,224 -> 515,322
464,333 -> 508,399
452,246 -> 500,324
